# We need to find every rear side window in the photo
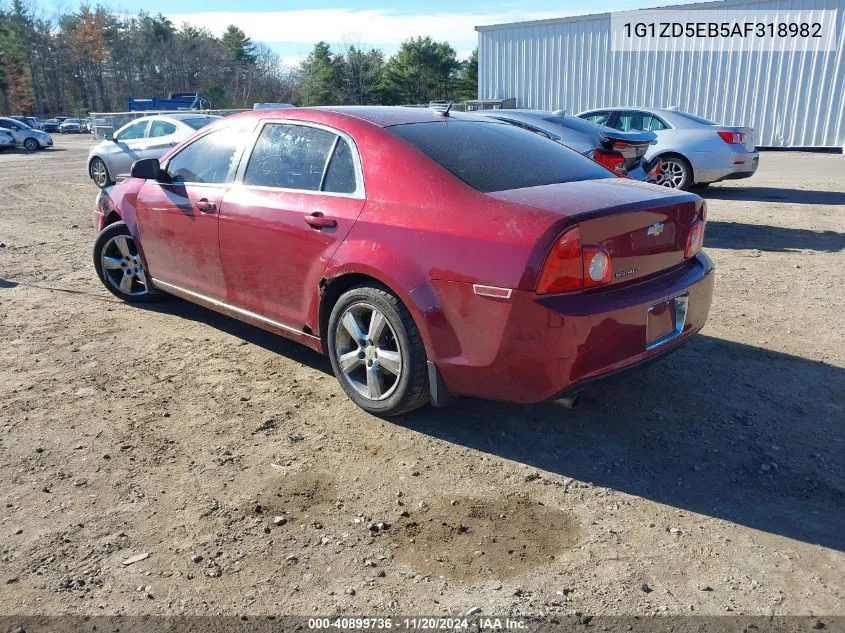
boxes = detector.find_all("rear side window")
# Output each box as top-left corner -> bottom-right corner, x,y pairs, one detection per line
323,138 -> 357,194
388,121 -> 610,193
149,120 -> 177,137
167,128 -> 241,184
244,123 -> 358,194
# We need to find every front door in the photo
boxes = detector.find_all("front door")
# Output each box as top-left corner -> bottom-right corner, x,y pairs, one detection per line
219,121 -> 366,329
109,119 -> 151,179
135,125 -> 246,300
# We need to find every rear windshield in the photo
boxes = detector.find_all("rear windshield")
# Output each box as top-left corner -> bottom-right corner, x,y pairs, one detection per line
673,111 -> 716,125
388,120 -> 611,193
182,116 -> 217,130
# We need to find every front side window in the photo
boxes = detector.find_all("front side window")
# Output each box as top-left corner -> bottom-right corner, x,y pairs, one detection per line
116,120 -> 148,141
167,128 -> 241,184
582,111 -> 611,125
149,120 -> 177,137
243,123 -> 340,192
388,120 -> 610,193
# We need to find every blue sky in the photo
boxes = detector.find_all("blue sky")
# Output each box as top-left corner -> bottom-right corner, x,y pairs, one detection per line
45,0 -> 702,66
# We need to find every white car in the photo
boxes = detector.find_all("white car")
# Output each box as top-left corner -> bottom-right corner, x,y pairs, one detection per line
0,117 -> 53,151
87,113 -> 220,188
578,107 -> 758,189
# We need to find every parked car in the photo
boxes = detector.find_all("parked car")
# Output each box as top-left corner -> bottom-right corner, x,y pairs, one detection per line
87,113 -> 221,188
42,119 -> 61,133
59,118 -> 84,133
0,117 -> 53,150
0,128 -> 16,150
91,106 -> 714,416
578,107 -> 758,189
11,116 -> 42,130
475,109 -> 661,182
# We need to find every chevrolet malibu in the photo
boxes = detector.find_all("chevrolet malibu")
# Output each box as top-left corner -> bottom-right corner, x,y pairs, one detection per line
92,107 -> 714,416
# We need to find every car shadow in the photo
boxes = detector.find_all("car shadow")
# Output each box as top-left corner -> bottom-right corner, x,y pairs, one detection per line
139,298 -> 845,551
0,278 -> 19,289
705,220 -> 845,253
398,335 -> 845,552
701,186 -> 845,206
137,297 -> 332,374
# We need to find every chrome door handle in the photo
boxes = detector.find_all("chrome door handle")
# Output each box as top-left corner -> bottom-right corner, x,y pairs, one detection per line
197,198 -> 217,213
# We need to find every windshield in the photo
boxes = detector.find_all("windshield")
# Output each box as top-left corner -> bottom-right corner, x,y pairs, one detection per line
182,116 -> 218,130
388,120 -> 611,193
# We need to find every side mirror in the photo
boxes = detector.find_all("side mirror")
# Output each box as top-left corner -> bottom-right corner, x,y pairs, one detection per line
131,158 -> 166,181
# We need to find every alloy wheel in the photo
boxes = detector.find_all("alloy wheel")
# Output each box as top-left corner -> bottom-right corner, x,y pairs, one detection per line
656,159 -> 686,188
334,302 -> 403,401
100,234 -> 149,297
24,138 -> 38,151
90,159 -> 109,187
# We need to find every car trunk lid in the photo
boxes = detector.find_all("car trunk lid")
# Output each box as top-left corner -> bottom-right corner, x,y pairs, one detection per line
599,129 -> 654,172
488,178 -> 703,287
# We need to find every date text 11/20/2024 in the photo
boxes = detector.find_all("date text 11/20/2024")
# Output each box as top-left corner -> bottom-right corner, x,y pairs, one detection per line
307,617 -> 528,630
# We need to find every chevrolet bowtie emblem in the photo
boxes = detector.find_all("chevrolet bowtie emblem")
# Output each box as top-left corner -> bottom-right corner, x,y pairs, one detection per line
647,222 -> 664,237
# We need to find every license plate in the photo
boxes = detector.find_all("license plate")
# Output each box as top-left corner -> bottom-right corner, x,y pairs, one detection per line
646,293 -> 689,350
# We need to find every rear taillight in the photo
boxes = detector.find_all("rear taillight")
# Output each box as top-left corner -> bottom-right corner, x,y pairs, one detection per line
685,220 -> 705,258
593,148 -> 628,175
717,131 -> 745,144
536,227 -> 613,295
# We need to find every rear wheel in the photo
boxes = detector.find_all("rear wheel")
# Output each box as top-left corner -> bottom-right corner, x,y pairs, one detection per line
656,155 -> 692,190
93,221 -> 163,303
23,137 -> 38,151
89,157 -> 113,188
327,284 -> 429,416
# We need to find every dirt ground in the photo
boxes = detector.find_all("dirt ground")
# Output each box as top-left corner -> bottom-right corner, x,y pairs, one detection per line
0,136 -> 843,618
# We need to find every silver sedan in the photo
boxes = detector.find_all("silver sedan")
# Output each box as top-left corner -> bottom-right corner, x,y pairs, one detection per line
87,113 -> 220,188
577,107 -> 758,190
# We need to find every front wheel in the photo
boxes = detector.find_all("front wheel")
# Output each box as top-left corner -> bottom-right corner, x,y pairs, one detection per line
656,155 -> 692,190
93,221 -> 164,303
23,138 -> 38,151
327,284 -> 429,416
89,157 -> 113,189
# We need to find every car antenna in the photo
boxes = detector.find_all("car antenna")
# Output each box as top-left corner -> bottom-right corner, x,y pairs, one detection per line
430,101 -> 453,117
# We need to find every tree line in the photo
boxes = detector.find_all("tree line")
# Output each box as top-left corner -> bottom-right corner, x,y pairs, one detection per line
0,0 -> 478,116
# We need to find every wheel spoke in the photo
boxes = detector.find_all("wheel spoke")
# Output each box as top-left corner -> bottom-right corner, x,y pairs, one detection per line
102,256 -> 123,270
366,366 -> 383,399
119,273 -> 133,293
377,349 -> 401,376
114,236 -> 131,258
341,311 -> 366,344
135,269 -> 148,287
368,309 -> 387,342
338,350 -> 363,374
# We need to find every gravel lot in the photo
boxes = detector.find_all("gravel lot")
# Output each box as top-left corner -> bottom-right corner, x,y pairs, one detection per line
1,136 -> 843,618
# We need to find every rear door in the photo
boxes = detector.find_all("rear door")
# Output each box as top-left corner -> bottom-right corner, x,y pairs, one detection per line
219,121 -> 365,329
141,118 -> 180,160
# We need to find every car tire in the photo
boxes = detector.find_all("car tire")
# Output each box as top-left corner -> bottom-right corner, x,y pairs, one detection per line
93,221 -> 164,303
327,284 -> 429,417
23,138 -> 39,151
89,157 -> 113,189
656,154 -> 692,190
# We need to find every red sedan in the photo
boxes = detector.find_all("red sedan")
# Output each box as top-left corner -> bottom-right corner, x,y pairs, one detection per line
92,106 -> 714,416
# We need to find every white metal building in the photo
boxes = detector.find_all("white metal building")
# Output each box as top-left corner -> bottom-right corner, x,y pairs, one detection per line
476,0 -> 845,148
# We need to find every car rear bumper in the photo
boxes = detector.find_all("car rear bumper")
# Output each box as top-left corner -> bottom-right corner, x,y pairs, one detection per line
426,253 -> 715,404
691,149 -> 759,184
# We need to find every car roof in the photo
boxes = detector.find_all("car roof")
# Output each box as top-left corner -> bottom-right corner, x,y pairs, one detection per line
165,112 -> 220,121
230,106 -> 492,128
